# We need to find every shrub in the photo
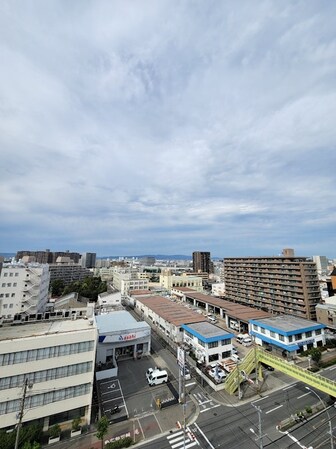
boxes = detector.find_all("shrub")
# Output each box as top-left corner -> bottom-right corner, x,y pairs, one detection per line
305,406 -> 312,414
105,437 -> 133,449
48,424 -> 61,439
72,417 -> 82,431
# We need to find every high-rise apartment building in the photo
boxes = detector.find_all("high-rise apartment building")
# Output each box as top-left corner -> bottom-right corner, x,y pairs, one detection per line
80,252 -> 96,268
192,251 -> 211,274
16,250 -> 81,264
0,262 -> 50,319
224,256 -> 321,320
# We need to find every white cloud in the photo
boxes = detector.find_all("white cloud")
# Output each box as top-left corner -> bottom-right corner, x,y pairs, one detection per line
0,1 -> 335,256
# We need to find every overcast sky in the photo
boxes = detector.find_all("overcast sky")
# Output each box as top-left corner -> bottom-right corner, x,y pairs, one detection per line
1,1 -> 336,258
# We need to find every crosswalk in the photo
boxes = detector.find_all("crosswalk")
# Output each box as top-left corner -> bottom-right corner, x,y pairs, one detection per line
167,428 -> 198,449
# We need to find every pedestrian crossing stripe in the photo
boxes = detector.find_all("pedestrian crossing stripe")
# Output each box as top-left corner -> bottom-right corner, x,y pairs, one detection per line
167,429 -> 197,449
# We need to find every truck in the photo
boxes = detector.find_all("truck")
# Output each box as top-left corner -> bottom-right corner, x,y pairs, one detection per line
229,319 -> 239,331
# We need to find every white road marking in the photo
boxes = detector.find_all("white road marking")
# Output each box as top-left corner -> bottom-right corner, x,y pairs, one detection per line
185,382 -> 196,387
200,404 -> 220,413
283,384 -> 297,390
194,423 -> 215,449
266,405 -> 283,414
297,392 -> 310,399
253,396 -> 269,403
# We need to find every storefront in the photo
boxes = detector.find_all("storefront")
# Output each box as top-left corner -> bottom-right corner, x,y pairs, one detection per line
96,311 -> 151,380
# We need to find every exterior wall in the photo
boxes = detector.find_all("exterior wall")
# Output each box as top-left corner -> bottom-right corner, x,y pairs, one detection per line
183,330 -> 232,364
49,264 -> 93,285
192,252 -> 211,274
0,263 -> 50,318
0,321 -> 97,429
249,321 -> 325,354
224,257 -> 321,320
212,283 -> 225,297
316,304 -> 336,328
159,273 -> 203,292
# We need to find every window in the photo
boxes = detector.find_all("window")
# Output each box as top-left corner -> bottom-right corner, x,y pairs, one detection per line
288,336 -> 293,342
260,328 -> 266,334
4,273 -> 8,277
279,334 -> 285,342
208,341 -> 218,349
7,283 -> 11,287
9,273 -> 13,277
198,339 -> 205,347
13,283 -> 17,287
270,331 -> 275,338
3,304 -> 7,309
253,324 -> 258,331
15,273 -> 19,277
295,333 -> 302,341
9,304 -> 13,309
221,338 -> 231,345
1,283 -> 5,287
305,331 -> 312,338
315,329 -> 321,336
11,293 -> 15,297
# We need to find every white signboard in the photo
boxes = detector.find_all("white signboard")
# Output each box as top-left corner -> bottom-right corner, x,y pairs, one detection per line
100,329 -> 150,343
177,346 -> 185,369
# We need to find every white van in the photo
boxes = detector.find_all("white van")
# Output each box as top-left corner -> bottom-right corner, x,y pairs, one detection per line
147,369 -> 168,386
236,334 -> 245,344
242,336 -> 252,347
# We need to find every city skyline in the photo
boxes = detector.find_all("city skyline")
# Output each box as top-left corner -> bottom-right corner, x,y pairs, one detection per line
1,2 -> 336,257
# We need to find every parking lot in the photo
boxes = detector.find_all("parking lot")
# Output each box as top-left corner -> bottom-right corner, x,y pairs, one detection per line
97,355 -> 179,421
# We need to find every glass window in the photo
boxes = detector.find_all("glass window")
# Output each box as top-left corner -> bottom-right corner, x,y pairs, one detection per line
295,333 -> 302,341
305,331 -> 312,338
288,336 -> 293,342
270,331 -> 275,338
315,329 -> 321,335
279,334 -> 285,342
208,341 -> 218,349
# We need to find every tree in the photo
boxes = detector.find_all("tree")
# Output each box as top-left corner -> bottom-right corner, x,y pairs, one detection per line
22,442 -> 40,449
310,347 -> 322,366
95,416 -> 109,449
50,279 -> 65,297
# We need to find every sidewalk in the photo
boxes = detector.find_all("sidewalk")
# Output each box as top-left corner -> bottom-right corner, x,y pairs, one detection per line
44,398 -> 197,449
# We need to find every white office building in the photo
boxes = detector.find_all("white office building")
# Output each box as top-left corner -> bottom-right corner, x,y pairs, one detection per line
0,262 -> 50,319
0,315 -> 97,430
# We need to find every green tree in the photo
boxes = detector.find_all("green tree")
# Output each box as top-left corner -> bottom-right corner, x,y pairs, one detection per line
50,279 -> 65,297
95,416 -> 109,449
22,442 -> 41,449
310,347 -> 322,365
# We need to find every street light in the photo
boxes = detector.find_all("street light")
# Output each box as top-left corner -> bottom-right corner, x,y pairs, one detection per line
305,386 -> 334,449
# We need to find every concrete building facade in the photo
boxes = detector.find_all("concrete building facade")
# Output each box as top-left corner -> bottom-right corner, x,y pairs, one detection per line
224,256 -> 321,320
0,262 -> 50,319
0,315 -> 97,430
192,251 -> 211,274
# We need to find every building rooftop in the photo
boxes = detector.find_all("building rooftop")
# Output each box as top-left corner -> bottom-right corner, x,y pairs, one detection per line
250,315 -> 325,333
179,291 -> 270,321
183,322 -> 234,343
0,317 -> 95,342
136,295 -> 206,326
95,310 -> 150,333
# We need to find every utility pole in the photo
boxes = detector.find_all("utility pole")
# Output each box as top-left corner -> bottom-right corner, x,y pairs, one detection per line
251,402 -> 264,449
14,378 -> 31,449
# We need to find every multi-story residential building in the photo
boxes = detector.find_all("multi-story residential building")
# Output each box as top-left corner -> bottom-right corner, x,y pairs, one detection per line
192,251 -> 212,274
0,262 -> 50,319
16,250 -> 81,264
80,252 -> 96,269
49,261 -> 93,286
224,256 -> 322,320
0,313 -> 97,430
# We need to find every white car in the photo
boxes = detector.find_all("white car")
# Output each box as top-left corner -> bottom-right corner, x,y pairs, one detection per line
146,367 -> 158,380
209,368 -> 226,382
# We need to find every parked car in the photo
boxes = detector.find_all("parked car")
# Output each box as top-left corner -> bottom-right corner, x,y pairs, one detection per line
209,368 -> 226,382
261,362 -> 274,371
146,367 -> 158,380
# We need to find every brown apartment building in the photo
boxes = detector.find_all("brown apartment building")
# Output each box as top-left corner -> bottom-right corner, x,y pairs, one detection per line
224,256 -> 322,320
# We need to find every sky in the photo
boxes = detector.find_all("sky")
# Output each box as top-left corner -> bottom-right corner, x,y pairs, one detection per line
1,1 -> 336,258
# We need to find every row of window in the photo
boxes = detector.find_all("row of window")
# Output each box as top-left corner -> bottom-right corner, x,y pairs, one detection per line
184,331 -> 231,349
2,272 -> 19,277
253,324 -> 322,341
0,361 -> 93,390
1,283 -> 18,287
0,383 -> 91,415
0,341 -> 95,366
